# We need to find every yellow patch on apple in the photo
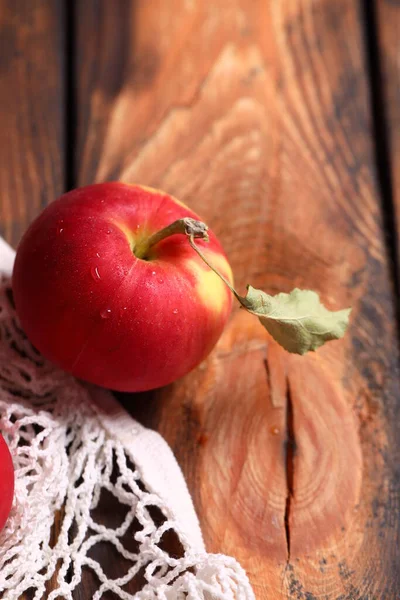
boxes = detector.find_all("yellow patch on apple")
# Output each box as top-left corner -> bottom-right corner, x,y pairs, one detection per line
185,252 -> 233,315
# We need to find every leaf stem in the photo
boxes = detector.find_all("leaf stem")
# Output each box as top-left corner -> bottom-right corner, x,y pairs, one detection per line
187,235 -> 242,303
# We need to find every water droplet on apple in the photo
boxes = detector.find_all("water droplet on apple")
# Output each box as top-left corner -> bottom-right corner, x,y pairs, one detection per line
56,220 -> 64,235
106,229 -> 111,234
158,278 -> 164,284
172,308 -> 178,314
91,266 -> 101,281
100,308 -> 112,319
96,252 -> 101,258
270,426 -> 280,435
151,271 -> 156,276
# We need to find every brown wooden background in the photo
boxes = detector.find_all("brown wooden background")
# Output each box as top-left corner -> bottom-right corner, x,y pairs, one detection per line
1,1 -> 400,598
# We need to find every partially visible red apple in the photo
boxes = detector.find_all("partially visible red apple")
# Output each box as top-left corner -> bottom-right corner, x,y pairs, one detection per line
0,433 -> 14,532
12,183 -> 233,392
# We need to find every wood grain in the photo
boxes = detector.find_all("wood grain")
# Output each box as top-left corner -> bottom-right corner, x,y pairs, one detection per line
376,0 -> 400,270
72,1 -> 400,597
0,0 -> 65,249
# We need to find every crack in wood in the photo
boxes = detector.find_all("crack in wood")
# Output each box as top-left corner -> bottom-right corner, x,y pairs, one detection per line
284,378 -> 295,560
263,354 -> 271,397
263,351 -> 293,562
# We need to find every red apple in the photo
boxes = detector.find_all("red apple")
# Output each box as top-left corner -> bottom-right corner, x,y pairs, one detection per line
0,433 -> 14,532
12,183 -> 233,392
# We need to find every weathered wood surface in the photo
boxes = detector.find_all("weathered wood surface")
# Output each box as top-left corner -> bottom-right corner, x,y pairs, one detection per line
74,1 -> 400,598
0,0 -> 65,248
0,0 -> 399,598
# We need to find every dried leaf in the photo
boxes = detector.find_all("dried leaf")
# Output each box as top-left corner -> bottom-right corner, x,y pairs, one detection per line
240,287 -> 351,355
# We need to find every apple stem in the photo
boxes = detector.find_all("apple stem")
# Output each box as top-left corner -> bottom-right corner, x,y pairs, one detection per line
134,217 -> 210,259
134,216 -> 243,302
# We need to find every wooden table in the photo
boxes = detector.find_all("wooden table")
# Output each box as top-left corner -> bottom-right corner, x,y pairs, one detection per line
1,1 -> 399,598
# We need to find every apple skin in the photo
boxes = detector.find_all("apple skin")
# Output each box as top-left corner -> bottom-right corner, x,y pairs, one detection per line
12,183 -> 233,392
0,433 -> 14,532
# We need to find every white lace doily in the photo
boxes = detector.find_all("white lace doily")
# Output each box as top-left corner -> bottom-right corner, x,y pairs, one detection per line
0,237 -> 255,600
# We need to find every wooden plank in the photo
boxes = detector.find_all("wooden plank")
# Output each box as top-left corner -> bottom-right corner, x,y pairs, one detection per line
0,0 -> 65,248
75,1 -> 400,597
376,0 -> 400,268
